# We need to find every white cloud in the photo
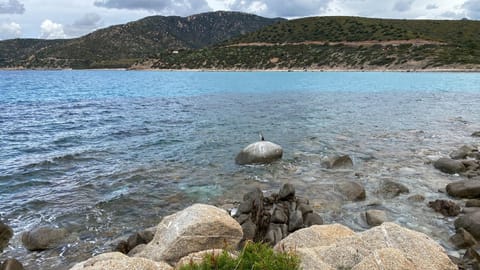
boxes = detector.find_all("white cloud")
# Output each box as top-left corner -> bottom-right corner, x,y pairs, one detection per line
0,21 -> 21,39
393,0 -> 414,12
228,0 -> 332,17
0,0 -> 25,14
463,0 -> 480,19
94,0 -> 211,15
40,19 -> 66,39
65,13 -> 103,37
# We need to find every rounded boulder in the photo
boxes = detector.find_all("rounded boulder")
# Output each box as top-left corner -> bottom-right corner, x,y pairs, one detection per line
235,141 -> 283,165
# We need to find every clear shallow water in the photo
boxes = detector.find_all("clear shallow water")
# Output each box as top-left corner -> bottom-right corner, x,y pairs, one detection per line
1,70 -> 480,269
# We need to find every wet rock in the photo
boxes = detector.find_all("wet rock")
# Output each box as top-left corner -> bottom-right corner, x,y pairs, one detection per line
0,221 -> 13,253
365,210 -> 387,227
0,259 -> 24,270
472,131 -> 480,137
323,155 -> 354,169
21,226 -> 68,251
434,158 -> 467,174
428,199 -> 461,217
114,227 -> 155,255
379,180 -> 409,199
235,141 -> 283,165
407,194 -> 425,202
467,199 -> 480,208
304,212 -> 324,227
135,204 -> 243,264
450,145 -> 476,160
278,183 -> 295,201
450,228 -> 477,249
70,252 -> 172,270
446,180 -> 480,198
455,211 -> 480,240
336,181 -> 366,201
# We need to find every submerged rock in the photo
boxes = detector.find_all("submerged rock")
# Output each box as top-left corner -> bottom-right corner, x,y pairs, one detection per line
365,210 -> 387,227
21,226 -> 68,251
0,221 -> 13,253
455,211 -> 480,240
472,131 -> 480,137
434,158 -> 467,174
336,181 -> 366,201
235,141 -> 283,165
323,155 -> 354,169
450,145 -> 476,160
379,180 -> 409,199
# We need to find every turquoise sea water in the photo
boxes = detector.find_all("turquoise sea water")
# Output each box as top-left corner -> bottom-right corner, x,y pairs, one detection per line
1,70 -> 480,269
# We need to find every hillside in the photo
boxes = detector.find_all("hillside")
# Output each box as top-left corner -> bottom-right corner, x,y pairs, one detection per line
0,11 -> 284,69
145,16 -> 480,70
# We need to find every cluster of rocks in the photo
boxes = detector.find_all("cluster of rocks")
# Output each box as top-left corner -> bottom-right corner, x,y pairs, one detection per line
1,220 -> 24,270
232,184 -> 323,246
67,202 -> 456,270
432,141 -> 480,268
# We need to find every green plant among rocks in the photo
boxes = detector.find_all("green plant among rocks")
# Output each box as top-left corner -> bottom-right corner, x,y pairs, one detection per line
179,241 -> 301,270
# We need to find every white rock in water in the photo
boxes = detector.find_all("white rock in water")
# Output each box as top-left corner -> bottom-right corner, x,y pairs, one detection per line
235,141 -> 283,165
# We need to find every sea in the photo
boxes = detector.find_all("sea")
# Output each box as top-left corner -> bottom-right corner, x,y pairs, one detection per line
1,70 -> 480,269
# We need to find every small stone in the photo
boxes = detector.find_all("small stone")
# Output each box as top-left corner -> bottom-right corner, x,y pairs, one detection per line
450,228 -> 477,249
324,155 -> 354,169
446,180 -> 480,199
428,199 -> 461,217
0,259 -> 24,270
365,210 -> 387,227
380,180 -> 409,199
279,183 -> 295,201
304,213 -> 323,227
21,226 -> 68,251
407,194 -> 425,202
467,199 -> 480,208
455,211 -> 480,240
0,221 -> 13,253
434,158 -> 467,174
450,145 -> 476,160
336,181 -> 366,201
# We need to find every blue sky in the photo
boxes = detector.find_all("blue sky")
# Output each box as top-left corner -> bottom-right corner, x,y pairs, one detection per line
1,0 -> 479,40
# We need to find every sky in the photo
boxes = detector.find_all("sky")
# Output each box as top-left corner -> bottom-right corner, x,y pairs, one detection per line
0,0 -> 479,40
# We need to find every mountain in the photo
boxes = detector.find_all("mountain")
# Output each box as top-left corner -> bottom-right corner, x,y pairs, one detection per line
146,16 -> 480,70
0,11 -> 284,69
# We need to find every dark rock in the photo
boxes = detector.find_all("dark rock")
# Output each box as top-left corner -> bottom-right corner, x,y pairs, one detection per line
451,228 -> 477,249
434,158 -> 467,174
379,180 -> 409,199
472,131 -> 480,137
236,214 -> 250,224
21,226 -> 68,251
297,203 -> 313,217
447,180 -> 480,199
407,194 -> 425,202
365,209 -> 387,227
428,199 -> 461,217
278,183 -> 295,201
455,211 -> 480,240
265,224 -> 284,246
241,219 -> 256,241
450,145 -> 476,160
324,155 -> 354,169
467,199 -> 480,208
271,206 -> 288,224
237,188 -> 264,214
114,240 -> 129,254
288,210 -> 303,232
0,221 -> 13,253
336,181 -> 366,201
304,212 -> 323,226
0,259 -> 24,270
115,228 -> 155,254
235,141 -> 283,165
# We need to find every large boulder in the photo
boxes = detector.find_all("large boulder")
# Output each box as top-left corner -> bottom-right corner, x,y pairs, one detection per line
0,259 -> 24,270
0,221 -> 13,253
21,226 -> 68,251
455,211 -> 480,240
135,204 -> 243,264
434,158 -> 467,174
69,252 -> 172,270
446,180 -> 480,199
281,222 -> 456,270
235,141 -> 283,165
